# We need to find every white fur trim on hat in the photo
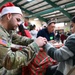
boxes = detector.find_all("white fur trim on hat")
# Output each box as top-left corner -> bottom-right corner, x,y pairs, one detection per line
1,6 -> 23,17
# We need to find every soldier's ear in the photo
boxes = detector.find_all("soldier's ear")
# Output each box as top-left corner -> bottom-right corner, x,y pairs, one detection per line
6,13 -> 12,20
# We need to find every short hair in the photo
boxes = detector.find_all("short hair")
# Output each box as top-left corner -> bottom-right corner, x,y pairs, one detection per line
24,17 -> 29,20
47,20 -> 56,26
30,24 -> 36,30
71,16 -> 75,23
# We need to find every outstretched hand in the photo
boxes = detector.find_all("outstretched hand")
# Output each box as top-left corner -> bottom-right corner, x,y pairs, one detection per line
35,37 -> 47,47
49,40 -> 56,44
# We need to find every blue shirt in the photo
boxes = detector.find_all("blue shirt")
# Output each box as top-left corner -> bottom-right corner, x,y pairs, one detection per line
37,28 -> 55,41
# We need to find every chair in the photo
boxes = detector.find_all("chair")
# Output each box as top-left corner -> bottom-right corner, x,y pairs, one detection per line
67,66 -> 75,75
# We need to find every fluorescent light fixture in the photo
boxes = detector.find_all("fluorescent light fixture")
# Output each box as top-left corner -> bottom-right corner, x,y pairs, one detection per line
27,0 -> 32,1
34,18 -> 39,21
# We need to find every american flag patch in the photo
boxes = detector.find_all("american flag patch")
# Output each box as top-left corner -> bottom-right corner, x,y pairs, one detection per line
0,39 -> 7,46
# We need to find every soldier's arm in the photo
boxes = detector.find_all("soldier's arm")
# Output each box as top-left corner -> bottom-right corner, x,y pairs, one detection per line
12,32 -> 34,46
0,41 -> 39,70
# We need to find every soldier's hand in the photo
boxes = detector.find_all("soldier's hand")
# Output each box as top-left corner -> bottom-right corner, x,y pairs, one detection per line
35,37 -> 47,47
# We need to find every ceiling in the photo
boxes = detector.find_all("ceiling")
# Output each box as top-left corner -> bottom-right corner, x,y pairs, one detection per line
0,0 -> 75,23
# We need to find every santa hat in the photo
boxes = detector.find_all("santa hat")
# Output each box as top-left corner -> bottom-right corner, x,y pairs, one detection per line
0,2 -> 22,17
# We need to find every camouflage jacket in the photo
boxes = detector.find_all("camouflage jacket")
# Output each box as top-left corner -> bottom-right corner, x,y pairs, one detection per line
0,26 -> 39,75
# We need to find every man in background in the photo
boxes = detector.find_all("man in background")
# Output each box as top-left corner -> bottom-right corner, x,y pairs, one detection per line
37,20 -> 56,42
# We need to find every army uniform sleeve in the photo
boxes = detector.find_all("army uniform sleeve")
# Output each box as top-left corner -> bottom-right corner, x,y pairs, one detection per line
12,32 -> 34,46
0,29 -> 39,70
2,41 -> 39,70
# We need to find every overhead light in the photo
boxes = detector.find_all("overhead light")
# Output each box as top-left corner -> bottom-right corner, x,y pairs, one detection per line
65,23 -> 67,25
27,0 -> 32,1
34,18 -> 39,21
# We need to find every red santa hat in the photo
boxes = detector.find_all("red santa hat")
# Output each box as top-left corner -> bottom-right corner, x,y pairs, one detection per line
0,2 -> 22,17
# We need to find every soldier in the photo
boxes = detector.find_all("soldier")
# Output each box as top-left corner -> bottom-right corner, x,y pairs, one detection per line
0,2 -> 47,75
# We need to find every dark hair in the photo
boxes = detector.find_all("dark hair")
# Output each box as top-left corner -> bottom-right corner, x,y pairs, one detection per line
18,24 -> 26,36
47,20 -> 56,26
30,24 -> 36,31
24,17 -> 29,20
71,16 -> 75,23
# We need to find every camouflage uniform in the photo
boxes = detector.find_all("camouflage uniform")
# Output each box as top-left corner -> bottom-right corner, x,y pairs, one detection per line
0,26 -> 39,75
